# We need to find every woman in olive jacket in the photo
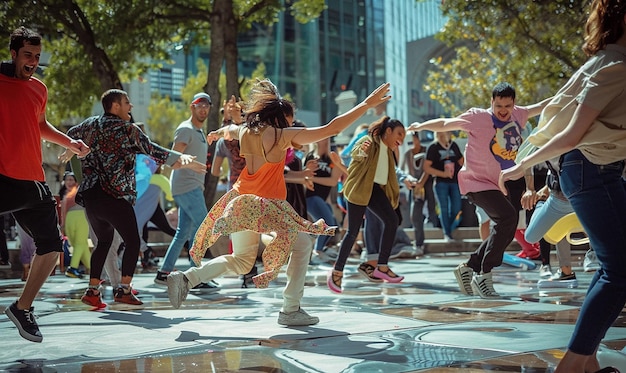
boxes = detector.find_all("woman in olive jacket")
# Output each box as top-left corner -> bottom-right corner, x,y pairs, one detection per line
328,116 -> 407,293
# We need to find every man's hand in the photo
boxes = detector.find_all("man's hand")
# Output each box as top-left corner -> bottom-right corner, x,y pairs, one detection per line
520,189 -> 538,210
499,164 -> 525,195
403,176 -> 418,189
304,159 -> 319,172
59,139 -> 90,162
68,139 -> 90,158
172,155 -> 207,174
58,149 -> 73,163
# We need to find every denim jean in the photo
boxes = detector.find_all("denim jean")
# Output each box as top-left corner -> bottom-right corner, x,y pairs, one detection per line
434,181 -> 462,237
160,187 -> 208,272
306,195 -> 337,253
525,195 -> 574,244
559,150 -> 626,355
525,195 -> 575,268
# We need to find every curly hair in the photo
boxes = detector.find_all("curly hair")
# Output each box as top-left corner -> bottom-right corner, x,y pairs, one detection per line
583,0 -> 626,56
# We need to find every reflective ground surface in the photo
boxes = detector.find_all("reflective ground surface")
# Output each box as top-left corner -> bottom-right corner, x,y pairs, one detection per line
1,249 -> 625,372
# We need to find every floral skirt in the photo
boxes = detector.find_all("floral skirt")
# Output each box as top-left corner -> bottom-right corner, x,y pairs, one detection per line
190,189 -> 336,288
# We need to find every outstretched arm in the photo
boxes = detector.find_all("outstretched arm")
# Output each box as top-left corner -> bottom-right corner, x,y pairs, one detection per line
289,83 -> 392,145
499,102 -> 599,194
525,96 -> 553,118
407,117 -> 469,133
40,114 -> 90,158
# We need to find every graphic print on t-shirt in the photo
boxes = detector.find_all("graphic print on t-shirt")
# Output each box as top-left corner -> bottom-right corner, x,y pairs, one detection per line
490,117 -> 523,170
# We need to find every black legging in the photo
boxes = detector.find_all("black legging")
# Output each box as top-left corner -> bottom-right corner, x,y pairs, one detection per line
334,184 -> 399,272
83,187 -> 140,279
142,204 -> 176,241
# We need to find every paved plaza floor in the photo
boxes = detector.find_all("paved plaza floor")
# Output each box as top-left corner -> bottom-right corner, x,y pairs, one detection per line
1,249 -> 626,372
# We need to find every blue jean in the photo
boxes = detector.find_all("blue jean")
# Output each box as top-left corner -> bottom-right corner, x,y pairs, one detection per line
160,187 -> 208,272
434,181 -> 462,237
559,150 -> 626,355
524,195 -> 574,244
306,195 -> 337,252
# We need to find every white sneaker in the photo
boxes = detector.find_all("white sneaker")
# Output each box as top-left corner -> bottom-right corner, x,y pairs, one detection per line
453,263 -> 474,295
277,308 -> 319,326
539,264 -> 553,279
583,249 -> 601,272
537,270 -> 578,289
471,272 -> 500,298
414,245 -> 424,256
166,271 -> 191,309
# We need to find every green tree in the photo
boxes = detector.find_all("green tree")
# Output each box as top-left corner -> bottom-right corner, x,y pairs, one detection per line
425,0 -> 588,115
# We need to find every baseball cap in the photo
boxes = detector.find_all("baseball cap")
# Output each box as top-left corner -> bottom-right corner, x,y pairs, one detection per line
191,92 -> 212,105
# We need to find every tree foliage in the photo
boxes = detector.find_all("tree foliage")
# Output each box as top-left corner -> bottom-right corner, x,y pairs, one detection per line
426,0 -> 589,115
1,0 -> 325,204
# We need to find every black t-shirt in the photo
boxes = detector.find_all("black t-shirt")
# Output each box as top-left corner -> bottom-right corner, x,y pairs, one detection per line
304,152 -> 333,200
285,154 -> 307,219
426,141 -> 463,183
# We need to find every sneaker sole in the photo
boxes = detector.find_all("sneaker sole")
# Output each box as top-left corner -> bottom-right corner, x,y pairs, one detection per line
5,307 -> 42,343
357,268 -> 383,283
277,317 -> 320,326
470,281 -> 501,299
537,280 -> 579,289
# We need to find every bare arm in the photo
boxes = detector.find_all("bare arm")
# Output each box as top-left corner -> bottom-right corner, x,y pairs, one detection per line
407,117 -> 469,133
423,159 -> 449,179
211,155 -> 225,177
39,114 -> 90,158
499,102 -> 599,194
312,165 -> 342,187
329,151 -> 348,176
525,96 -> 553,118
289,83 -> 391,145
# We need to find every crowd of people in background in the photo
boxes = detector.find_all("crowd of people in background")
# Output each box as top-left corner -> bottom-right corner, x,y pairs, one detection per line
2,3 -> 625,370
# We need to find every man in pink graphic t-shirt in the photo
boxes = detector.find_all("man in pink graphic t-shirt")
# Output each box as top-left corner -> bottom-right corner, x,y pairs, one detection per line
408,82 -> 551,298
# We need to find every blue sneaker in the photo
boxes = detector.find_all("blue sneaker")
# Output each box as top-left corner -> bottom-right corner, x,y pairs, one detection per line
65,267 -> 83,279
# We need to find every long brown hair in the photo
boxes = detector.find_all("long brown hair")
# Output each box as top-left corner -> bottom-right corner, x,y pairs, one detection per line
244,79 -> 295,153
583,0 -> 626,56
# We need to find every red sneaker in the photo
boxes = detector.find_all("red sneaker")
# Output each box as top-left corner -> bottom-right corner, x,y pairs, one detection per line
81,288 -> 106,309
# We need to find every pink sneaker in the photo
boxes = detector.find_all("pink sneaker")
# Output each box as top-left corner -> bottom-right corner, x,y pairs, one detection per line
372,267 -> 404,283
327,270 -> 343,294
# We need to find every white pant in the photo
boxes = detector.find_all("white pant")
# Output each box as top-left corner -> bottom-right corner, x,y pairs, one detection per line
184,231 -> 312,312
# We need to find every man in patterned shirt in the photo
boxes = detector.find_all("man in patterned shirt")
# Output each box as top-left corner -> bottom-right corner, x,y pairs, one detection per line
66,89 -> 206,307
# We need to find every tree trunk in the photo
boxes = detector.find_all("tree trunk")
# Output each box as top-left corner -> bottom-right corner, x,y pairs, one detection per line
202,0 -> 228,207
223,1 -> 240,99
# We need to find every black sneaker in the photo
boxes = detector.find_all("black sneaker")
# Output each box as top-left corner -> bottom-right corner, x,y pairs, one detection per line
141,248 -> 159,268
242,266 -> 258,288
154,270 -> 169,286
192,280 -> 220,293
5,301 -> 43,342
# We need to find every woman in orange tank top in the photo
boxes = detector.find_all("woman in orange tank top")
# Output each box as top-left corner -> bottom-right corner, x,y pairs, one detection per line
166,79 -> 391,311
